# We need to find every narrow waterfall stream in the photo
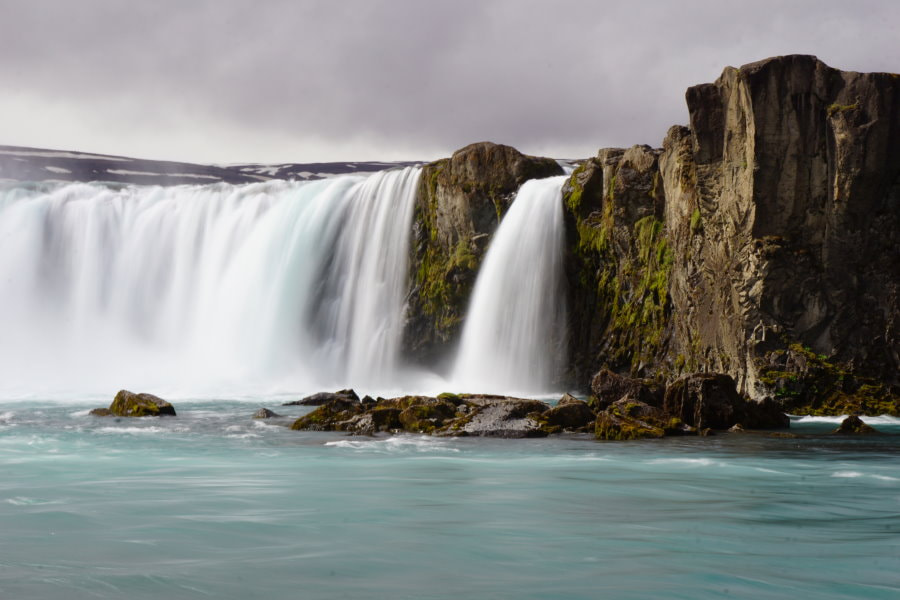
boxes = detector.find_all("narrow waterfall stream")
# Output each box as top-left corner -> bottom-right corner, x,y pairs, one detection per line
451,175 -> 568,394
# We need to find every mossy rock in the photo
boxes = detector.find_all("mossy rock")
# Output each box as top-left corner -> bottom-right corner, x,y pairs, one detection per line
398,401 -> 457,432
759,344 -> 898,416
542,401 -> 596,431
105,390 -> 176,417
594,411 -> 665,441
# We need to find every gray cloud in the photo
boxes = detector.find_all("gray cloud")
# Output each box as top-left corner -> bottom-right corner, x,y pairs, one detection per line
1,0 -> 898,162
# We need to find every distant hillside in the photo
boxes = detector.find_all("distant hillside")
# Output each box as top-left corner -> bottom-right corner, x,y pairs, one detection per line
0,145 -> 420,186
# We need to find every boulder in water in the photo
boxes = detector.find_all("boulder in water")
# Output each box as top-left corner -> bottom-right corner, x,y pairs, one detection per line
450,397 -> 550,438
832,415 -> 878,434
283,389 -> 360,406
252,408 -> 281,419
542,400 -> 596,432
594,398 -> 669,441
92,390 -> 176,417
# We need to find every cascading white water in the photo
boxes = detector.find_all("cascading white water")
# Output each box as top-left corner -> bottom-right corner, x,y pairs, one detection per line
451,175 -> 568,395
0,168 -> 420,399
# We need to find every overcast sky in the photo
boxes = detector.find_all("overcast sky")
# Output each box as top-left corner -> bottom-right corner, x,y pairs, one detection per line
1,0 -> 898,164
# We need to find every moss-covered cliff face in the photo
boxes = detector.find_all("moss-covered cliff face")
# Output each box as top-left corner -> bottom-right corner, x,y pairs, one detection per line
559,56 -> 898,415
658,55 -> 900,412
403,141 -> 563,364
562,145 -> 671,384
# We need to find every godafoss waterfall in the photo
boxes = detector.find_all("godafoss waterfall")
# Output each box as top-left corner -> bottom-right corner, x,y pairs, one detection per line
0,170 -> 421,399
2,56 -> 900,599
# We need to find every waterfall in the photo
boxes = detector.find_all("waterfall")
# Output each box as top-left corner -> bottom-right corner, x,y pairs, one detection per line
0,168 -> 420,398
452,175 -> 568,395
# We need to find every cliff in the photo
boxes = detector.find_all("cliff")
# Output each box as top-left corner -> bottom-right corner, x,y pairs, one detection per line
561,55 -> 899,414
409,56 -> 899,415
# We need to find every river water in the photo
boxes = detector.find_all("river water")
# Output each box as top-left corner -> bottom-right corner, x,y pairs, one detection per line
1,401 -> 897,599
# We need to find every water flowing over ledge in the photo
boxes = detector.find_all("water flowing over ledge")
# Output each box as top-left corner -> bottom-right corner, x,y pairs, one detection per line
452,175 -> 568,394
0,169 -> 420,399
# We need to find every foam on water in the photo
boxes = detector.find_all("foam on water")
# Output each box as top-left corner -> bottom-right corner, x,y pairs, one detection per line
792,414 -> 900,426
325,434 -> 461,453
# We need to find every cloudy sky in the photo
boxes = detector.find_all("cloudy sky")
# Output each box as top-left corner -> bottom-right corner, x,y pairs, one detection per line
1,0 -> 898,164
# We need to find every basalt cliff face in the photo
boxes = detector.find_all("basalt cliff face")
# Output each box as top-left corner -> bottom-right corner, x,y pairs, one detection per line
409,56 -> 900,415
660,55 -> 900,413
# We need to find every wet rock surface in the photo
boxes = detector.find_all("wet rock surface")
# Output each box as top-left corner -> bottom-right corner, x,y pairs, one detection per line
292,372 -> 789,440
832,415 -> 878,435
252,408 -> 282,419
92,390 -> 176,417
283,389 -> 360,406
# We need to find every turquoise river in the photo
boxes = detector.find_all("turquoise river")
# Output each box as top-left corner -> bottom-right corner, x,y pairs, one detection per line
1,399 -> 898,600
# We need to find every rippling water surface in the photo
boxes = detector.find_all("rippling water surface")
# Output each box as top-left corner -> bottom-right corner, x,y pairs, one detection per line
1,401 -> 898,599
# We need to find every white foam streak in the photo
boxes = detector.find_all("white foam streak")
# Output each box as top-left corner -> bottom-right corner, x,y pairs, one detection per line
451,176 -> 568,394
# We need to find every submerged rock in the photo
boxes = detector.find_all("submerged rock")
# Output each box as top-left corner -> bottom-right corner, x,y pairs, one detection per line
832,415 -> 878,435
91,390 -> 176,417
252,408 -> 281,419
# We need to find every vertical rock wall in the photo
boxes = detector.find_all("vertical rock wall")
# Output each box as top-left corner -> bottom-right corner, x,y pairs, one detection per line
661,55 -> 900,410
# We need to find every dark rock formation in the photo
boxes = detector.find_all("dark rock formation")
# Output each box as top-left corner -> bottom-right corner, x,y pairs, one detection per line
663,373 -> 789,430
283,389 -> 360,406
290,393 -> 551,438
594,398 -> 671,441
92,390 -> 176,417
560,55 -> 898,416
542,400 -> 596,432
589,368 -> 664,411
659,55 -> 900,413
403,142 -> 563,363
252,408 -> 282,419
562,146 -> 669,384
832,415 -> 878,434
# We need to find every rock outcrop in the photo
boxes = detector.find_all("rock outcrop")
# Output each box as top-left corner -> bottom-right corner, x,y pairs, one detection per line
403,142 -> 563,363
832,415 -> 878,434
291,378 -> 786,439
562,146 -> 669,384
560,55 -> 899,416
290,393 -> 555,438
91,390 -> 176,417
660,55 -> 900,413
